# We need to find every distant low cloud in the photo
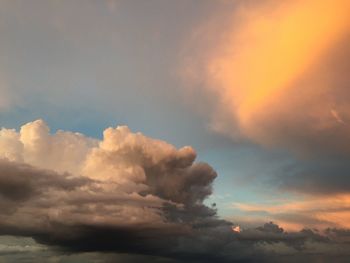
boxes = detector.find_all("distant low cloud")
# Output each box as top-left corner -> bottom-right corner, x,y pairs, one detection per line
232,193 -> 350,231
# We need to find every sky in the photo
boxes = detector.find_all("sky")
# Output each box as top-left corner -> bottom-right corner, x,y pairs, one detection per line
0,0 -> 350,262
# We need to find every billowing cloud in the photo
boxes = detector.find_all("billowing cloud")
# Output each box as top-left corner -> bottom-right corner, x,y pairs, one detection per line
0,119 -> 216,207
0,120 -> 218,226
0,120 -> 222,260
183,0 -> 350,155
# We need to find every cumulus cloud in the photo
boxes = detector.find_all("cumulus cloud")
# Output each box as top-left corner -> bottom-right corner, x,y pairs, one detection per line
0,119 -> 219,219
0,120 -> 221,260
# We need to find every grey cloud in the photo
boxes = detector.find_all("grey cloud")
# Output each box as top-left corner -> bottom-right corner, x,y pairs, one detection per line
272,155 -> 350,194
0,159 -> 90,202
143,162 -> 216,205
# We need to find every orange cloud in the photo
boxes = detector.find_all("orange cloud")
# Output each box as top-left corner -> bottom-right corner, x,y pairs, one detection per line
231,194 -> 350,231
185,0 -> 350,154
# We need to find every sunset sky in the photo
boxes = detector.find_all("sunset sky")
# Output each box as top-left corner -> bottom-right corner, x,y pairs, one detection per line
0,0 -> 350,262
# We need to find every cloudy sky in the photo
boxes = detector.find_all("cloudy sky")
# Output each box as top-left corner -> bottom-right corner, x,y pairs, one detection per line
0,0 -> 350,262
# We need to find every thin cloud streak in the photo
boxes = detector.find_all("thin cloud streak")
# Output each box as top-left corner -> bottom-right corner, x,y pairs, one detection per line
232,194 -> 350,231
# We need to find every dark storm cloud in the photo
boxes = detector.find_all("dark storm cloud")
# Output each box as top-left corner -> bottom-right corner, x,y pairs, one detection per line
0,159 -> 226,262
0,159 -> 90,202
